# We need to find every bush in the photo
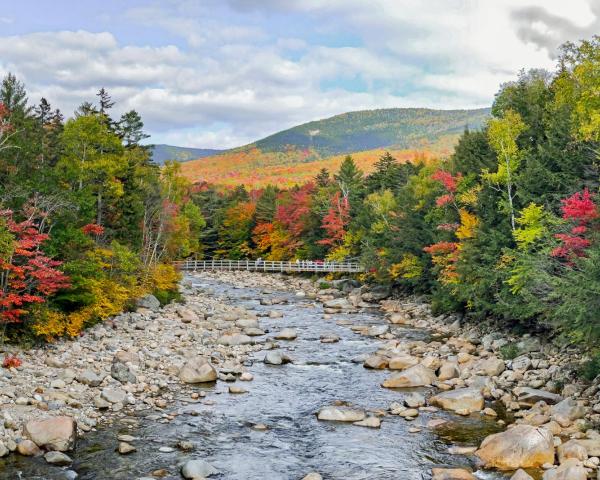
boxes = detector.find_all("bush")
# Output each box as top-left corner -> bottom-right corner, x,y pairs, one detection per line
579,353 -> 600,382
499,343 -> 520,360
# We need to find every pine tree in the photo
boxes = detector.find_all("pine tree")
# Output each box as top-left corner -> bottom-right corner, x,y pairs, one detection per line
117,110 -> 150,147
0,73 -> 29,114
315,168 -> 330,187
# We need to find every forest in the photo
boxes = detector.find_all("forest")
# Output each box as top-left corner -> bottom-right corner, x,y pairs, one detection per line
0,35 -> 598,366
0,78 -> 204,344
192,37 -> 600,357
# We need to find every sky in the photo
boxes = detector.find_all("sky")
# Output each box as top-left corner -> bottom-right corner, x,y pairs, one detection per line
0,0 -> 597,149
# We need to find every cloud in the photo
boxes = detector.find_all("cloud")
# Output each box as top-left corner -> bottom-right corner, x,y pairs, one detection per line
0,1 -> 594,149
510,1 -> 599,56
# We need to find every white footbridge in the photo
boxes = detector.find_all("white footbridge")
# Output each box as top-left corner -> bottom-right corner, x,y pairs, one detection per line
174,259 -> 364,273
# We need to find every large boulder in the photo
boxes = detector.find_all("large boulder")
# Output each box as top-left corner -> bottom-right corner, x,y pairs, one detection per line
382,364 -> 437,388
274,328 -> 297,340
431,468 -> 476,480
541,459 -> 587,480
264,351 -> 292,365
179,358 -> 218,384
317,406 -> 365,422
476,425 -> 554,470
363,355 -> 388,369
473,356 -> 505,376
388,354 -> 419,370
181,459 -> 219,478
136,294 -> 160,311
510,470 -> 534,480
429,388 -> 484,414
24,416 -> 77,452
514,387 -> 562,406
111,361 -> 136,384
550,398 -> 586,427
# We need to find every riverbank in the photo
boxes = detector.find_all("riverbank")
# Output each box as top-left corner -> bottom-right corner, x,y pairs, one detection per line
0,271 -> 598,479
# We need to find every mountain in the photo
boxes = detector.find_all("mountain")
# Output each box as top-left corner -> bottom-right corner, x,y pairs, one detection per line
150,144 -> 223,165
180,107 -> 491,187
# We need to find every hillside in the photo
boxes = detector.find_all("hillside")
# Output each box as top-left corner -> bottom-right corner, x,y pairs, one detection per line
181,107 -> 490,187
150,144 -> 223,165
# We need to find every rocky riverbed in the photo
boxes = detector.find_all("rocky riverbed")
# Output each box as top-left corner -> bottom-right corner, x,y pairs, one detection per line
0,271 -> 598,479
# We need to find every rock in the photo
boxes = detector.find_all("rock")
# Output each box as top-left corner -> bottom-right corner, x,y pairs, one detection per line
541,459 -> 587,480
429,388 -> 484,414
514,387 -> 562,406
178,308 -> 197,323
136,294 -> 160,311
45,451 -> 73,465
366,325 -> 389,337
557,440 -> 588,463
118,442 -> 136,454
363,355 -> 388,369
438,361 -> 460,381
217,333 -> 252,346
268,310 -> 283,318
77,369 -> 104,387
476,425 -> 554,470
404,392 -> 426,408
274,328 -> 297,340
181,459 -> 219,478
431,468 -> 476,480
239,372 -> 254,381
264,351 -> 292,365
510,471 -> 534,480
301,474 -> 322,480
382,364 -> 437,388
228,386 -> 247,394
474,356 -> 505,376
179,358 -> 218,383
94,396 -> 111,409
550,398 -> 586,427
101,388 -> 127,404
24,416 -> 77,451
511,355 -> 532,372
0,442 -> 8,457
17,439 -> 42,456
317,406 -> 366,422
111,361 -> 136,384
353,416 -> 381,428
388,354 -> 419,370
323,298 -> 352,310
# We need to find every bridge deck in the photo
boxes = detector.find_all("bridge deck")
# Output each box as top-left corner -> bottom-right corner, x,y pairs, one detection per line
174,259 -> 363,273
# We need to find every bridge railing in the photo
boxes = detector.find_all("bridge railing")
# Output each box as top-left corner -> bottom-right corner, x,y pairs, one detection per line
173,259 -> 363,273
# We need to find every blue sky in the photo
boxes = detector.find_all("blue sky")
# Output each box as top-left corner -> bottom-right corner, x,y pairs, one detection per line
0,0 -> 597,148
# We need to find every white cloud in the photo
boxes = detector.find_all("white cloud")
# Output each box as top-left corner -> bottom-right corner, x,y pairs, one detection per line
0,0 -> 596,148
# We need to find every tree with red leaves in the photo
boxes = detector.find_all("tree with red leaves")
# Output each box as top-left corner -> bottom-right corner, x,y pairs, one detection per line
0,211 -> 70,324
318,191 -> 350,247
551,189 -> 598,261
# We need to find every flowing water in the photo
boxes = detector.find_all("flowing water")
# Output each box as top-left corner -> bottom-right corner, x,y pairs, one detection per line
0,275 -> 518,480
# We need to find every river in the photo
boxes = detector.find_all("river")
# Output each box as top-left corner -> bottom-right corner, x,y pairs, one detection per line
1,274 -> 511,480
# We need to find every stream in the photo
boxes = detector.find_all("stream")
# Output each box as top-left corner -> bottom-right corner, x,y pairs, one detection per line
1,274 -> 512,480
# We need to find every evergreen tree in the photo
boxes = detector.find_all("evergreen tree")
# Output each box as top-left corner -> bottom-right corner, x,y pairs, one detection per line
117,110 -> 150,147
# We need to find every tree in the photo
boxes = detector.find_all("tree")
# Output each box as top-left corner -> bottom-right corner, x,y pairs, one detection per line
335,155 -> 363,198
0,73 -> 29,115
0,211 -> 70,325
96,88 -> 115,115
484,109 -> 527,230
365,152 -> 406,193
117,110 -> 149,147
315,168 -> 330,187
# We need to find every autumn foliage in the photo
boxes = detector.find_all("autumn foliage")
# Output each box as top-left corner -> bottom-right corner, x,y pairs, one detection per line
0,211 -> 70,323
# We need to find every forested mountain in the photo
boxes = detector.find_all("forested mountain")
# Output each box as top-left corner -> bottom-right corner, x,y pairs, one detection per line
150,144 -> 222,165
255,107 -> 490,155
181,107 -> 490,187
